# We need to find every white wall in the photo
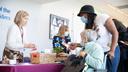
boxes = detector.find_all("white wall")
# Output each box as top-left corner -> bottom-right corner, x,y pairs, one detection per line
40,0 -> 86,45
0,0 -> 86,52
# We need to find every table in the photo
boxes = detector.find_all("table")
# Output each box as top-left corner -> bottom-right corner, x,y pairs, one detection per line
0,63 -> 64,72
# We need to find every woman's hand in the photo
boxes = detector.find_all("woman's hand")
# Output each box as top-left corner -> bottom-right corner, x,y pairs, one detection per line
79,51 -> 87,58
24,43 -> 36,48
69,43 -> 77,50
108,50 -> 115,60
24,43 -> 37,51
31,47 -> 37,51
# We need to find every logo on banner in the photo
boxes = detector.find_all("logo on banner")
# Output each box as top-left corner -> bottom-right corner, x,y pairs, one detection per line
0,6 -> 11,20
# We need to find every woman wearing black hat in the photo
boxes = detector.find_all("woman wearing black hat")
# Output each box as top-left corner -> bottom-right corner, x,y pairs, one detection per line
69,5 -> 120,72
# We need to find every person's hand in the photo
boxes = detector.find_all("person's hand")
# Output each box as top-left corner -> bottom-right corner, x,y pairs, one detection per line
24,43 -> 36,48
108,50 -> 115,60
79,51 -> 87,58
62,43 -> 69,48
31,47 -> 37,51
28,43 -> 36,48
69,43 -> 77,50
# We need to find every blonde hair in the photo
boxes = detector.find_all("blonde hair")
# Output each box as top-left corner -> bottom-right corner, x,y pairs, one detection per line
65,25 -> 69,31
57,25 -> 68,36
14,10 -> 29,25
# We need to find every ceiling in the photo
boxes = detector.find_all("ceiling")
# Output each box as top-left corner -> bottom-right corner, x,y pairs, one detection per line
23,0 -> 128,14
23,0 -> 61,4
107,0 -> 128,14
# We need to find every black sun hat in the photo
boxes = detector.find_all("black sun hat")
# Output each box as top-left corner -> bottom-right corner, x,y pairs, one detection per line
77,5 -> 96,16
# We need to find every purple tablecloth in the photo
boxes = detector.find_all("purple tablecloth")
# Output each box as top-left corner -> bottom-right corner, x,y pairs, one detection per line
0,63 -> 64,72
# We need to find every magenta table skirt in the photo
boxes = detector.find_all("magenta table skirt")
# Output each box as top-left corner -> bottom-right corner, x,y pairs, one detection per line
0,63 -> 64,72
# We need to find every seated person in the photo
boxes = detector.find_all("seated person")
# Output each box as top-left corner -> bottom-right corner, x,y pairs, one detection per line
69,29 -> 104,72
69,29 -> 100,56
53,25 -> 71,53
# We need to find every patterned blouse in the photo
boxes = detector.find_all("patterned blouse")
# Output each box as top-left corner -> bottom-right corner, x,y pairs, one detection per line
52,34 -> 71,53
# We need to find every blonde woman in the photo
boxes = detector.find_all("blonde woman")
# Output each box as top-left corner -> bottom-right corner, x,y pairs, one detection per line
52,25 -> 71,53
2,10 -> 36,64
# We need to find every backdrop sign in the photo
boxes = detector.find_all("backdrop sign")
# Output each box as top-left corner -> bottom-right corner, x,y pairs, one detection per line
0,6 -> 11,20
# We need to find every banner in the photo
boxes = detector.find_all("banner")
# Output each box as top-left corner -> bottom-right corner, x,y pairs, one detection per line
0,6 -> 11,20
